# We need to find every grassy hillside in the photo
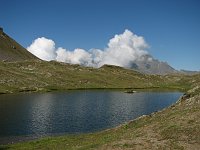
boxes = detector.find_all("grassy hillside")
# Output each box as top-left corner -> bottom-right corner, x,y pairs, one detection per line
0,60 -> 199,149
0,64 -> 199,149
0,60 -> 193,94
0,31 -> 38,61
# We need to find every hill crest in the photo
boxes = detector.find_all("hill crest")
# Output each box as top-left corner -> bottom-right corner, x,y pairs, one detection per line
0,28 -> 38,61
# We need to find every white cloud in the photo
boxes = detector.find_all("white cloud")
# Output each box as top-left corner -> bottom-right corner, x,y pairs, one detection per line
27,29 -> 149,68
27,37 -> 56,61
56,48 -> 93,66
99,29 -> 148,67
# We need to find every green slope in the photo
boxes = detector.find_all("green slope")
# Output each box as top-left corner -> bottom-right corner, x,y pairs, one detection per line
0,61 -> 199,149
0,30 -> 38,61
0,59 -> 199,149
0,28 -> 199,149
0,60 -> 192,94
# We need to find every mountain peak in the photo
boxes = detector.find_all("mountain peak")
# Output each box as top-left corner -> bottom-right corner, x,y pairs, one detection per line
0,27 -> 3,34
130,54 -> 177,75
0,28 -> 38,62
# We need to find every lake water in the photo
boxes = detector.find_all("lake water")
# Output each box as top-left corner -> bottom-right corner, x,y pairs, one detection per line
0,90 -> 182,144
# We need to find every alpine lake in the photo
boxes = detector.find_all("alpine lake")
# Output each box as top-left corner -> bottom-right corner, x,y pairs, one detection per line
0,90 -> 183,144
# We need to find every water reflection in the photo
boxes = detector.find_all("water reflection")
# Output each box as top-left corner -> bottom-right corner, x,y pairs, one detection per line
0,91 -> 182,141
29,93 -> 54,135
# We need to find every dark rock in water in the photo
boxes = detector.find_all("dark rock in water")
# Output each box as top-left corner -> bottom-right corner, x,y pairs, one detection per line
124,90 -> 136,94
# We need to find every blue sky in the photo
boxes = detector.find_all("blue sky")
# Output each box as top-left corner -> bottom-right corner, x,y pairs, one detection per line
0,0 -> 200,70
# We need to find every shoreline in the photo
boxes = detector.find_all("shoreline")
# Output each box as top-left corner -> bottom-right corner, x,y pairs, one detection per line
0,86 -> 199,149
0,86 -> 185,96
0,92 -> 184,145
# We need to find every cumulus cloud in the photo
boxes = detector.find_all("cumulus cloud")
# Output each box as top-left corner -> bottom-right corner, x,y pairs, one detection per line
27,37 -> 56,61
56,48 -> 93,66
27,29 -> 149,68
99,29 -> 148,67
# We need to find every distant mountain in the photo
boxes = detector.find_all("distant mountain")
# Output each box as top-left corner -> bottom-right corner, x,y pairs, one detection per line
180,69 -> 200,75
0,27 -> 190,75
130,54 -> 177,75
0,27 -> 38,61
